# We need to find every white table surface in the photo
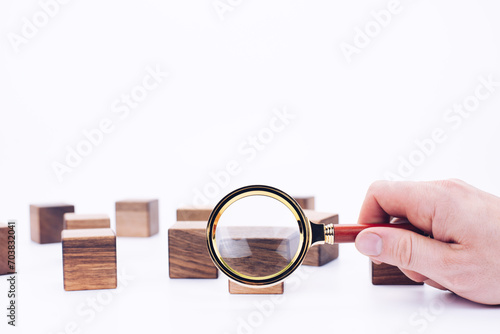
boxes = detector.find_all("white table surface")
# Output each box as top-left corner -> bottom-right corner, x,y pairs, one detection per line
2,222 -> 497,334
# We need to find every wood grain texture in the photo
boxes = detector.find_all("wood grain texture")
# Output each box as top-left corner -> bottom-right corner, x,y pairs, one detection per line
0,223 -> 10,275
63,213 -> 110,230
176,207 -> 213,222
62,228 -> 117,291
371,261 -> 423,285
168,221 -> 218,278
218,226 -> 299,277
293,196 -> 315,210
302,210 -> 339,266
116,199 -> 159,237
228,280 -> 284,294
30,204 -> 75,244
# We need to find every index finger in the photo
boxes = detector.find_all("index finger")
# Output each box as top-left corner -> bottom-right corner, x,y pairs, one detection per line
357,180 -> 440,233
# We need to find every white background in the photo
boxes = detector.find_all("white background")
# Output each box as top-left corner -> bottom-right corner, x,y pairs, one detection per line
1,0 -> 500,333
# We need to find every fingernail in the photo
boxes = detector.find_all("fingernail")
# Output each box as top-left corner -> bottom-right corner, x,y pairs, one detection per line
356,232 -> 382,256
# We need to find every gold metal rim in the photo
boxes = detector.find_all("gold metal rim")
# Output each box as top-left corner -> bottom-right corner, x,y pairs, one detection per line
206,185 -> 311,286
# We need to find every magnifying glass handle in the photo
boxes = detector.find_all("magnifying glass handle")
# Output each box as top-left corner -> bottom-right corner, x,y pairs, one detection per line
323,222 -> 422,244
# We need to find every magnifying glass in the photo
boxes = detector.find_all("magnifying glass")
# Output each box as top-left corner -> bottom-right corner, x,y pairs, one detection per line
206,185 -> 420,287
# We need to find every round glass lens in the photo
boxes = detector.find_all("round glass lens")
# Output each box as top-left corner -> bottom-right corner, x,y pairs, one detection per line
214,195 -> 301,279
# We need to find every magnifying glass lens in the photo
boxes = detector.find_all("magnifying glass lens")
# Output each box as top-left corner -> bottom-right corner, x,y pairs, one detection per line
215,195 -> 301,279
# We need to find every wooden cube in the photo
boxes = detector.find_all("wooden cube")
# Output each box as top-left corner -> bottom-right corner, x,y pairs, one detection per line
218,226 -> 299,277
176,207 -> 213,222
62,228 -> 117,291
30,204 -> 75,244
64,213 -> 110,230
293,196 -> 315,210
116,199 -> 159,237
0,223 -> 12,276
302,210 -> 339,266
169,221 -> 218,278
229,281 -> 284,294
371,261 -> 424,285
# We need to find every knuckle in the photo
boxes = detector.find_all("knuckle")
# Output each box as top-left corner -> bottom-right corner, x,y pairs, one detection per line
392,234 -> 415,269
368,180 -> 387,195
428,179 -> 467,209
447,178 -> 465,185
435,179 -> 466,193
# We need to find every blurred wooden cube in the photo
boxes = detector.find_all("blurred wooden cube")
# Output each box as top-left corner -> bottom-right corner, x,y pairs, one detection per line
219,226 -> 297,294
228,281 -> 284,294
63,213 -> 110,230
30,203 -> 75,244
293,196 -> 315,210
116,199 -> 159,237
302,210 -> 339,266
0,223 -> 11,275
168,221 -> 218,278
218,226 -> 299,277
176,207 -> 213,222
371,261 -> 423,285
62,228 -> 117,291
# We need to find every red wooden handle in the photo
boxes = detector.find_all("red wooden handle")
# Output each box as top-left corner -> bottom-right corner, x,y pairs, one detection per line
333,223 -> 422,243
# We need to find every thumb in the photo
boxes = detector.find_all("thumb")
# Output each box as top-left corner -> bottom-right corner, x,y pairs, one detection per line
355,227 -> 457,283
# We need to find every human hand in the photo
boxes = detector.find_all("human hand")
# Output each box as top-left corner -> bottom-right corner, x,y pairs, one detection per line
355,179 -> 500,305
